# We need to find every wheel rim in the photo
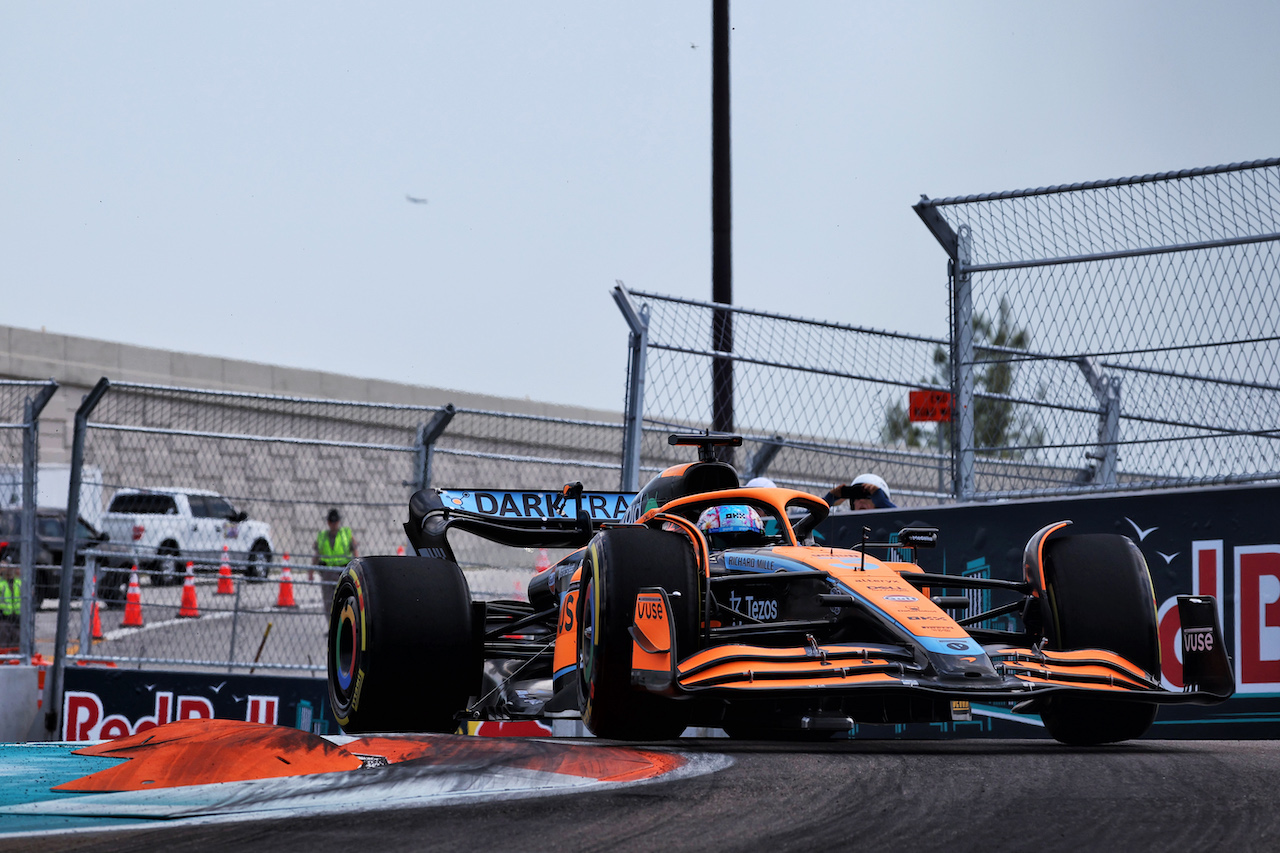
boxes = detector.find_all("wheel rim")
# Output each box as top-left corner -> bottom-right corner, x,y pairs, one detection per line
332,594 -> 359,693
578,576 -> 596,698
159,551 -> 177,582
249,548 -> 268,580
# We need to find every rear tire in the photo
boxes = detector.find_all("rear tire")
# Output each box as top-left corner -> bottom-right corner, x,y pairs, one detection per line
1037,533 -> 1160,745
328,555 -> 478,733
577,527 -> 697,740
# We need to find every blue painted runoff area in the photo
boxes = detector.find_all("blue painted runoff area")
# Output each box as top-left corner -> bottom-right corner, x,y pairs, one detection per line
0,743 -> 128,837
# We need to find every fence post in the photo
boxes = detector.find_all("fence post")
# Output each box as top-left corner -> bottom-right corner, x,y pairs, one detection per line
412,404 -> 456,491
953,226 -> 976,501
743,436 -> 784,481
613,282 -> 649,492
1098,377 -> 1121,486
19,381 -> 58,665
227,577 -> 243,673
78,558 -> 95,656
1077,359 -> 1121,487
46,376 -> 110,737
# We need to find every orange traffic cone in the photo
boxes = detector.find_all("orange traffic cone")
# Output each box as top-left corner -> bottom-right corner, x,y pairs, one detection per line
177,561 -> 201,618
90,599 -> 104,640
216,544 -> 235,595
397,544 -> 405,556
276,553 -> 297,608
535,548 -> 551,572
122,567 -> 144,627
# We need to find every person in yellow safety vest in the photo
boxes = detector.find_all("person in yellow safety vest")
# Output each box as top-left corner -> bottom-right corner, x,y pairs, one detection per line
0,560 -> 20,650
314,508 -> 358,605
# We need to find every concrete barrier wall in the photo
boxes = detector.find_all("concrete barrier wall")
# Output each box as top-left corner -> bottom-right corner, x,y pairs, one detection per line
0,666 -> 39,742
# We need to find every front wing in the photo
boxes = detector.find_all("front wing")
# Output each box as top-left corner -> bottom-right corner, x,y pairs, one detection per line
628,589 -> 1235,706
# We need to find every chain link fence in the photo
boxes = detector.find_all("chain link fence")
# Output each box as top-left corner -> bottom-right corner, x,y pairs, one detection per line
616,285 -> 955,506
615,157 -> 1280,506
0,380 -> 58,666
914,158 -> 1280,499
40,381 -> 626,678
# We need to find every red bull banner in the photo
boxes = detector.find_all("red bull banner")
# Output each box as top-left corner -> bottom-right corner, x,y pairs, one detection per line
61,669 -> 331,742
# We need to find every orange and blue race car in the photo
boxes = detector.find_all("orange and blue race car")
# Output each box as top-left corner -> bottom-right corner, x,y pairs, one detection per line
327,433 -> 1235,744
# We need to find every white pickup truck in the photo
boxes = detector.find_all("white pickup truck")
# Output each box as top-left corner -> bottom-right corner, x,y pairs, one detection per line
101,488 -> 275,585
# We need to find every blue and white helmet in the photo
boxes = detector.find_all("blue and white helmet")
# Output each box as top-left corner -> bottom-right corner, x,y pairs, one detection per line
697,505 -> 764,536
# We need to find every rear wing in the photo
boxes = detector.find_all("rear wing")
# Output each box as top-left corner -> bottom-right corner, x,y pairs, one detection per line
404,485 -> 636,560
438,489 -> 633,522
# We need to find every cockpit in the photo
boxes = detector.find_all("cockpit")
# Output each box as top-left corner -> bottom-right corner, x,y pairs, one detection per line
650,487 -> 828,551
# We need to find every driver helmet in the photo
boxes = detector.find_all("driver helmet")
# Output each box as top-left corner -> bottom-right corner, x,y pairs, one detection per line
697,504 -> 764,536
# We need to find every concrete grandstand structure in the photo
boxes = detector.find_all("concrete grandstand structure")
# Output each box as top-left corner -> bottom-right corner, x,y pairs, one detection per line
0,323 -> 622,468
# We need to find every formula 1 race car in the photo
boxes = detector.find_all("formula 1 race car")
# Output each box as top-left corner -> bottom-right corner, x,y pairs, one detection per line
327,433 -> 1235,745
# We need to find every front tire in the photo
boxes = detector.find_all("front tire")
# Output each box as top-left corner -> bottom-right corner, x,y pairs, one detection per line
246,540 -> 272,581
153,542 -> 181,587
328,555 -> 479,733
1037,533 -> 1160,745
577,527 -> 697,740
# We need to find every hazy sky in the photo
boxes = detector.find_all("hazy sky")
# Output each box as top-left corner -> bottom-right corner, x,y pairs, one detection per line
4,2 -> 1278,412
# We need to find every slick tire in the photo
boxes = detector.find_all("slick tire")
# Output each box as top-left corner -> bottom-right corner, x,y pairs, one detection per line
1038,533 -> 1160,745
577,527 -> 697,740
328,555 -> 478,734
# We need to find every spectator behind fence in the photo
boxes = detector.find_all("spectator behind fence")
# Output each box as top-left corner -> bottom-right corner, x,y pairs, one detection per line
824,473 -> 896,511
315,508 -> 358,605
0,559 -> 20,649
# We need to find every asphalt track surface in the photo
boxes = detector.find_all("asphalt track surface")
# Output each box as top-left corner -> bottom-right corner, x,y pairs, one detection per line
6,738 -> 1278,853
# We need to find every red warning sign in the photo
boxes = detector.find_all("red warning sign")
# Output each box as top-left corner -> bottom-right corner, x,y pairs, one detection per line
908,390 -> 953,422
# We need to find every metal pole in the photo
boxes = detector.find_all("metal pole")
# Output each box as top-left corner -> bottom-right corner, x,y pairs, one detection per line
1099,377 -> 1121,486
913,198 -> 963,502
613,282 -> 649,492
711,0 -> 734,459
78,558 -> 95,656
937,418 -> 946,500
227,576 -> 243,673
1077,359 -> 1122,487
46,376 -> 110,737
415,404 -> 456,491
954,227 -> 975,501
19,381 -> 57,665
743,436 -> 784,481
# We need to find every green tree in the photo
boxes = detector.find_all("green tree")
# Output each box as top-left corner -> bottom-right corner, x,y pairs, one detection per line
883,297 -> 1041,458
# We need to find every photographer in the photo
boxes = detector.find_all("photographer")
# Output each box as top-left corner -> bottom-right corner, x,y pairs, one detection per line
824,473 -> 896,511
